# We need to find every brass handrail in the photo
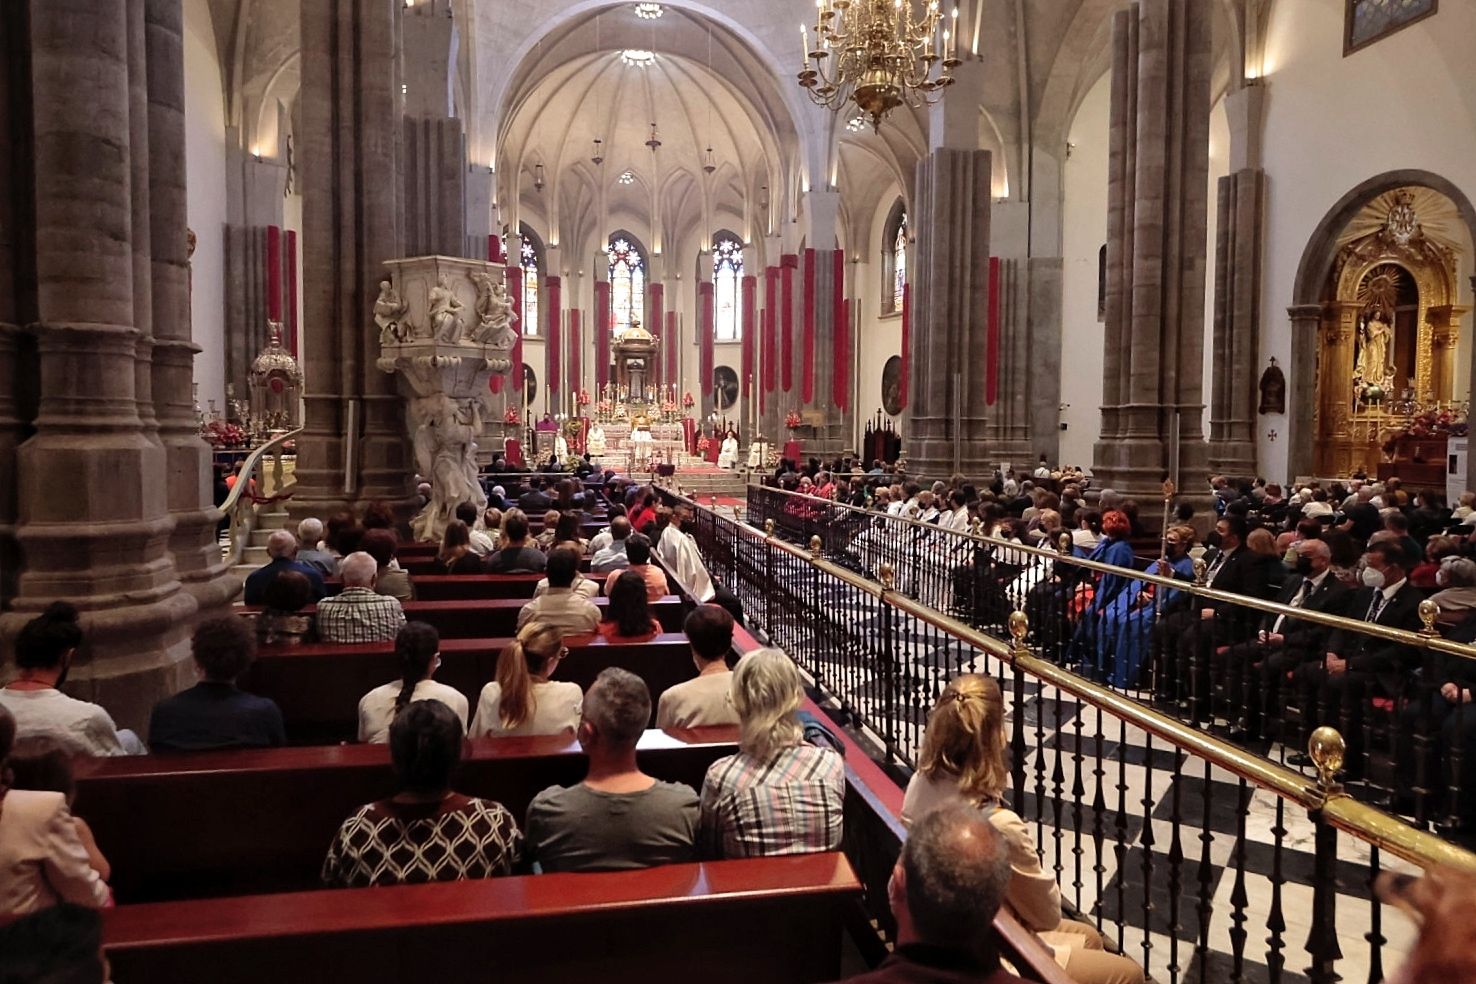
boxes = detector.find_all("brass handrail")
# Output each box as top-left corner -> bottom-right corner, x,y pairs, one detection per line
676,489 -> 1476,876
750,483 -> 1476,665
221,428 -> 303,569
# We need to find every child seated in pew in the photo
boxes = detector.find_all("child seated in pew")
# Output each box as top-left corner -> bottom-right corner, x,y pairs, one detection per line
597,571 -> 662,642
524,668 -> 698,872
470,623 -> 583,738
7,737 -> 111,882
357,622 -> 469,743
323,700 -> 522,888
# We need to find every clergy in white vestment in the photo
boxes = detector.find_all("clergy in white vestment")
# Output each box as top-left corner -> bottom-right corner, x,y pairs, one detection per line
717,431 -> 739,469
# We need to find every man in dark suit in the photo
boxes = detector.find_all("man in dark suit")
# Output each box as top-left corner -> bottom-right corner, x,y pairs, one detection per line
1394,612 -> 1476,829
1167,515 -> 1275,718
1220,538 -> 1353,739
1301,540 -> 1424,779
518,476 -> 553,512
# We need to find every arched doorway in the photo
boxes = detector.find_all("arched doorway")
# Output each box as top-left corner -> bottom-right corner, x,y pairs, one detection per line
1288,171 -> 1476,481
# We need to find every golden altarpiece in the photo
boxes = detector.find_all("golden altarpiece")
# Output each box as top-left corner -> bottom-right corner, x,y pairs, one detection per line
1314,189 -> 1469,477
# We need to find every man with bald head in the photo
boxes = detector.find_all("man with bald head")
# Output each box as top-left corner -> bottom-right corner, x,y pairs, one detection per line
591,515 -> 633,574
1223,536 -> 1352,739
825,804 -> 1023,983
243,530 -> 327,605
316,552 -> 406,644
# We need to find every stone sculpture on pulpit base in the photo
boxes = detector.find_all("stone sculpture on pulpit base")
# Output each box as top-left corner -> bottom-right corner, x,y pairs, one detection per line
377,255 -> 517,541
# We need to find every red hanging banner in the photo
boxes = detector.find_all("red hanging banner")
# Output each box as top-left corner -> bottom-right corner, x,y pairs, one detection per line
832,250 -> 847,411
763,266 -> 778,394
899,282 -> 911,409
801,249 -> 816,403
665,311 -> 678,389
487,234 -> 503,264
986,257 -> 1001,407
699,282 -> 715,398
741,275 -> 756,399
265,224 -> 282,322
285,230 -> 298,357
569,308 -> 582,402
547,275 -> 562,396
780,254 -> 796,393
499,266 -> 523,398
594,282 -> 610,390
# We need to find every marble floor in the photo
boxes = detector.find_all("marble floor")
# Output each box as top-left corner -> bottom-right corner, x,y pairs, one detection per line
722,538 -> 1422,984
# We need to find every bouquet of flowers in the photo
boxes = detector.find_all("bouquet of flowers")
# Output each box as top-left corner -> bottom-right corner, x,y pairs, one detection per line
1381,407 -> 1468,457
503,406 -> 521,425
696,435 -> 712,454
596,399 -> 612,415
576,389 -> 591,407
661,399 -> 677,414
201,419 -> 246,449
785,410 -> 802,430
682,392 -> 695,408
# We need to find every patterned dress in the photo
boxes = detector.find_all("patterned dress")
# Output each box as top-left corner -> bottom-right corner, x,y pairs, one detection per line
322,793 -> 522,887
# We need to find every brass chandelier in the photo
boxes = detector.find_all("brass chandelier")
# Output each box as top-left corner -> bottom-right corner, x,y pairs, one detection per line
798,0 -> 961,133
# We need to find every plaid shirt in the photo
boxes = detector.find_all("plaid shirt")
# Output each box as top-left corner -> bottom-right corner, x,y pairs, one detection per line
699,743 -> 844,859
316,587 -> 406,643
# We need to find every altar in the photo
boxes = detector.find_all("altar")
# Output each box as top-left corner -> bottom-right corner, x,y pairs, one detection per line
588,419 -> 688,470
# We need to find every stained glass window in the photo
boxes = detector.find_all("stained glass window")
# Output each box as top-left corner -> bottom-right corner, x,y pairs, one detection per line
520,238 -> 540,337
607,236 -> 645,335
1346,0 -> 1437,54
713,236 -> 743,341
892,218 -> 908,313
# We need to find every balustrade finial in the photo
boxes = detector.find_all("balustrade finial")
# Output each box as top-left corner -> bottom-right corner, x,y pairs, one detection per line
1008,611 -> 1030,658
764,518 -> 775,537
809,535 -> 822,557
1057,532 -> 1073,556
1308,726 -> 1346,793
1192,557 -> 1208,586
878,562 -> 895,590
1419,598 -> 1440,636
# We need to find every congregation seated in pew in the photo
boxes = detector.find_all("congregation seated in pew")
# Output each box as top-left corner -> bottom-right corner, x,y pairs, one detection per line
609,531 -> 673,601
597,571 -> 663,642
435,519 -> 485,575
322,700 -> 522,888
317,551 -> 406,644
0,603 -> 143,757
256,569 -> 317,646
699,649 -> 844,859
657,604 -> 740,730
483,508 -> 547,574
363,528 -> 415,602
524,668 -> 699,872
147,616 -> 285,754
471,622 -> 583,738
516,546 -> 600,637
242,530 -> 327,607
357,622 -> 469,743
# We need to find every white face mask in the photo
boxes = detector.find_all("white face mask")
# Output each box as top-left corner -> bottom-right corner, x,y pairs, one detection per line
1362,566 -> 1386,589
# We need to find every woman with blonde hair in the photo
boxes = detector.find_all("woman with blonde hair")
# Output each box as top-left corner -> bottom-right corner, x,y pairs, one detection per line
469,622 -> 582,737
903,675 -> 1144,984
698,649 -> 844,858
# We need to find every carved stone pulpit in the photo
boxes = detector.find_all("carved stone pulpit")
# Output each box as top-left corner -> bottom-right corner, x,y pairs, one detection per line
376,255 -> 518,541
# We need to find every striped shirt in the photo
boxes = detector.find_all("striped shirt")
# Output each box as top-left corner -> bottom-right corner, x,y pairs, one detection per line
698,743 -> 844,859
316,587 -> 406,644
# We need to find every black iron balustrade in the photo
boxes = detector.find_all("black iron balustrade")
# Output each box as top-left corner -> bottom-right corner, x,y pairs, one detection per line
665,488 -> 1476,984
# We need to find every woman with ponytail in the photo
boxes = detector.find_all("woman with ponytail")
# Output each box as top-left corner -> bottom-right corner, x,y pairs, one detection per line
469,622 -> 581,737
356,622 -> 468,743
902,675 -> 1144,984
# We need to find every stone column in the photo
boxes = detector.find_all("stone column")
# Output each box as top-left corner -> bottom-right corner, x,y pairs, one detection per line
146,0 -> 235,608
1207,168 -> 1265,480
2,0 -> 205,728
402,0 -> 467,259
908,147 -> 995,477
292,0 -> 414,522
1286,303 -> 1323,480
1091,0 -> 1213,511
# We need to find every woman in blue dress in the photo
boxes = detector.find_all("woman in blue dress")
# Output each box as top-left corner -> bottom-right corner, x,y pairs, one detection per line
1106,524 -> 1197,689
1070,510 -> 1137,680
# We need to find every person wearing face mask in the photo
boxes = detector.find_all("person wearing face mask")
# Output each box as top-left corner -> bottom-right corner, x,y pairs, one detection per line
1429,557 -> 1476,627
1220,539 -> 1353,741
1294,541 -> 1423,778
1102,525 -> 1197,691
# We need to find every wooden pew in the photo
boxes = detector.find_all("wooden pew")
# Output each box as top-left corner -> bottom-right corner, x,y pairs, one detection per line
74,728 -> 735,903
239,633 -> 698,743
321,573 -> 605,600
102,853 -> 859,984
241,595 -> 684,639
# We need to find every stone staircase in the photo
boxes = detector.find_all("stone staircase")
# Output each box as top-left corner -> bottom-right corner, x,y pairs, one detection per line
226,503 -> 293,586
672,469 -> 751,499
